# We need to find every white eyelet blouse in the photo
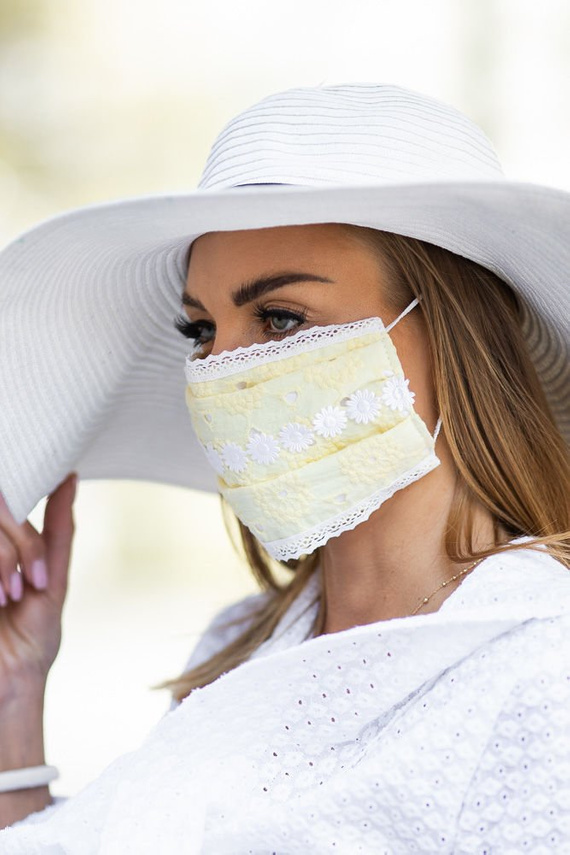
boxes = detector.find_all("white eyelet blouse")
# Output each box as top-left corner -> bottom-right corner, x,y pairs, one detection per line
2,536 -> 570,853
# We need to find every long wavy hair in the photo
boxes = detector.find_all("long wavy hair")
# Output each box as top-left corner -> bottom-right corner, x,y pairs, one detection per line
153,225 -> 570,704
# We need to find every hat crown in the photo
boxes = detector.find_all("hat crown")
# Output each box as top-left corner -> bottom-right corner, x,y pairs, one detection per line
198,83 -> 504,191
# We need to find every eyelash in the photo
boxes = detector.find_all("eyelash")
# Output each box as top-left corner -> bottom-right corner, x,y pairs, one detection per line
173,305 -> 309,346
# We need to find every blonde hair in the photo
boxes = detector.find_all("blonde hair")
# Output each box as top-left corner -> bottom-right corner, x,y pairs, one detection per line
154,226 -> 570,704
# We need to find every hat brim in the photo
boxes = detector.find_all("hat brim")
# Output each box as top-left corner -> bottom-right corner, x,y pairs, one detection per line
1,180 -> 568,523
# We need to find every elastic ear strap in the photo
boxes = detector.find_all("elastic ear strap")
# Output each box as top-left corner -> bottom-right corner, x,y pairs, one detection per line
433,415 -> 442,445
385,296 -> 421,332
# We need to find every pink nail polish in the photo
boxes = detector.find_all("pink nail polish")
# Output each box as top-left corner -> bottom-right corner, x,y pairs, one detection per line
10,571 -> 23,601
32,560 -> 48,590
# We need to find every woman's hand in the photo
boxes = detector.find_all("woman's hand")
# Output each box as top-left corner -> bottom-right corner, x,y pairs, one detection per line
0,473 -> 77,694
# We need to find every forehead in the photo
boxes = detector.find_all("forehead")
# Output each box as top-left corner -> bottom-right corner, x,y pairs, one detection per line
182,225 -> 395,321
185,224 -> 380,283
190,222 -> 352,255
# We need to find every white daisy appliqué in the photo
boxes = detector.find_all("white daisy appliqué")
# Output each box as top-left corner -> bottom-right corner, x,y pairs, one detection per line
221,442 -> 248,473
345,389 -> 381,424
246,431 -> 281,465
202,442 -> 224,475
279,422 -> 315,453
380,374 -> 416,413
312,405 -> 348,439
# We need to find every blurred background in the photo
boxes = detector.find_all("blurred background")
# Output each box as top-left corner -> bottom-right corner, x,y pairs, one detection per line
1,0 -> 569,796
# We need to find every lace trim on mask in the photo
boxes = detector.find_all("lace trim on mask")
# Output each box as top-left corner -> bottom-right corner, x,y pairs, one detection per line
262,452 -> 440,561
184,316 -> 386,383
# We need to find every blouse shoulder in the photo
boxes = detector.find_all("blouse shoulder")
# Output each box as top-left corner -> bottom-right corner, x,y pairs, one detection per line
168,589 -> 272,710
186,590 -> 272,670
455,612 -> 570,851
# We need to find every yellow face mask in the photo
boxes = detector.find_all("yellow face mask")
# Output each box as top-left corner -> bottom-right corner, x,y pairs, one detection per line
184,298 -> 441,561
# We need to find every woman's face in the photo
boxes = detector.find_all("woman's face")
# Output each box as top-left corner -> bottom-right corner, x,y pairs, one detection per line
183,223 -> 438,432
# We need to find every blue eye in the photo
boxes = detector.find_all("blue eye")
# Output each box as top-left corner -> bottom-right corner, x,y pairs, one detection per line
253,306 -> 308,336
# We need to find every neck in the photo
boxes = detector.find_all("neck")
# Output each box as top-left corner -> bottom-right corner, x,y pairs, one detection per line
318,440 -> 507,634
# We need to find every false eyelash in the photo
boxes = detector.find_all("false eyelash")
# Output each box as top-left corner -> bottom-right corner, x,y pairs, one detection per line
173,313 -> 211,341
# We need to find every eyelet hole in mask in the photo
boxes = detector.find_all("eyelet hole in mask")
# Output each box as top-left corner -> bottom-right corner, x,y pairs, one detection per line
284,391 -> 298,404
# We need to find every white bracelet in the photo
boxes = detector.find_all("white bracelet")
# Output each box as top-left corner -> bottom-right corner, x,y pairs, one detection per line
0,765 -> 59,793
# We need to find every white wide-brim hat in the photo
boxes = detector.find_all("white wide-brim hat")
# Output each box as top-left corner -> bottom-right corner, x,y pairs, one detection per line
1,82 -> 569,524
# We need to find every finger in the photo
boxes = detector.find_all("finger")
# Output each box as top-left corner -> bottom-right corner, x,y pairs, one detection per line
42,473 -> 77,598
0,527 -> 22,604
0,495 -> 46,594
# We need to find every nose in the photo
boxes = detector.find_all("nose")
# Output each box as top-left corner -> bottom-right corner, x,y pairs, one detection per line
209,327 -> 257,357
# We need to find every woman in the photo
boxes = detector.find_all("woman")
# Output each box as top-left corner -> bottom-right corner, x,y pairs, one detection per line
0,83 -> 568,852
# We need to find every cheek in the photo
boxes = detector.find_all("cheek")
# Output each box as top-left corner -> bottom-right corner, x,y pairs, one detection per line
338,289 -> 389,324
395,328 -> 438,424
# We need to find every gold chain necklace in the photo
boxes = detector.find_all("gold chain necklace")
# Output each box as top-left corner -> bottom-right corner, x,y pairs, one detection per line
314,556 -> 487,634
411,557 -> 485,616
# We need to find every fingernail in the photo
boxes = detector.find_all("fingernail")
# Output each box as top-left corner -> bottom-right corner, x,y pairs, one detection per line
32,560 -> 48,590
10,571 -> 23,601
0,583 -> 7,607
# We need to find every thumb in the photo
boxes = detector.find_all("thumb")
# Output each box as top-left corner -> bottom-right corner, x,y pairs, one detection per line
42,472 -> 78,596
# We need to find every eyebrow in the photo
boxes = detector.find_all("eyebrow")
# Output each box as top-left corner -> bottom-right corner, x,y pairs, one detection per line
181,272 -> 335,311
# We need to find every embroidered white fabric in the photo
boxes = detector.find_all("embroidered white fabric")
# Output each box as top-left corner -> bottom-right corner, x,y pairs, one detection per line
264,452 -> 440,560
199,377 -> 413,476
3,537 -> 570,853
184,315 -> 385,382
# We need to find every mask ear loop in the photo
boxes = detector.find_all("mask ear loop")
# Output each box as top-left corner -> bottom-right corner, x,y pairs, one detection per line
433,414 -> 442,445
385,296 -> 441,445
385,296 -> 421,332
